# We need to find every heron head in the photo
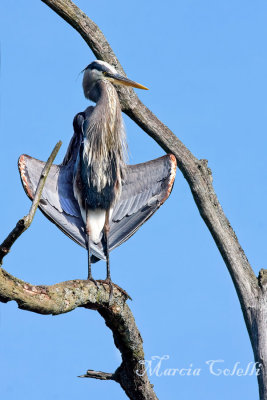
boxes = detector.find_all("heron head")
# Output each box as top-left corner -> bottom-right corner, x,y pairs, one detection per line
82,60 -> 148,101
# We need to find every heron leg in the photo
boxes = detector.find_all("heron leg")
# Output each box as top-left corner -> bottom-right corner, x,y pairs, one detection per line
86,222 -> 98,288
98,211 -> 131,301
104,211 -> 111,280
103,210 -> 113,301
86,233 -> 92,279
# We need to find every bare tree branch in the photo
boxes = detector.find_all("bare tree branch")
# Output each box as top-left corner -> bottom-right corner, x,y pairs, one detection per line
0,268 -> 157,400
26,141 -> 62,224
0,141 -> 62,266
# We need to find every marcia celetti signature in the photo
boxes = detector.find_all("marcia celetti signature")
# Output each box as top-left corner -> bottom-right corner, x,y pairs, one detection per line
136,355 -> 261,377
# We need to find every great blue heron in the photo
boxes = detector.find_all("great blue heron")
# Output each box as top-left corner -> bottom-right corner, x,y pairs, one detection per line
18,60 -> 177,295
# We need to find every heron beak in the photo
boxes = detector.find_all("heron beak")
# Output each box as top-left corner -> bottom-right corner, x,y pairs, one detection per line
106,72 -> 149,90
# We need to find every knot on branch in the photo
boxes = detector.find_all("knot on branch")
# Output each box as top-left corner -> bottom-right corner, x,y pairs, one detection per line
0,247 -> 9,259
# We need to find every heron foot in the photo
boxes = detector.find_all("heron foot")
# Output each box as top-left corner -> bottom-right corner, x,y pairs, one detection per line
99,278 -> 113,303
98,279 -> 132,302
87,276 -> 99,289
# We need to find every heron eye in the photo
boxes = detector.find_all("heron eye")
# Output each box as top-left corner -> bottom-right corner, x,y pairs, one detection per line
103,71 -> 107,76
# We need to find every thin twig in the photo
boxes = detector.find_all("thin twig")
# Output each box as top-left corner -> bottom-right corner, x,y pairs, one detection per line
78,370 -> 116,381
0,141 -> 62,266
25,141 -> 62,226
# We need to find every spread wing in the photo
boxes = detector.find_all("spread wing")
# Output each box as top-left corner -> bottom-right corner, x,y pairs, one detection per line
18,106 -> 107,262
109,155 -> 176,250
19,154 -> 85,244
18,109 -> 177,262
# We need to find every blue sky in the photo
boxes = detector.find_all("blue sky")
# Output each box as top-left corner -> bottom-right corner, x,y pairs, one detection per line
1,1 -> 267,399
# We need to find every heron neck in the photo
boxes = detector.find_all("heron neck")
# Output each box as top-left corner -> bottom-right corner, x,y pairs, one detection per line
95,80 -> 121,134
82,80 -> 126,192
85,80 -> 126,156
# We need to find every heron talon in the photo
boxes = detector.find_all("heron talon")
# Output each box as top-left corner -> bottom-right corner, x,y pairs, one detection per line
98,278 -> 113,302
98,279 -> 132,301
87,277 -> 99,289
